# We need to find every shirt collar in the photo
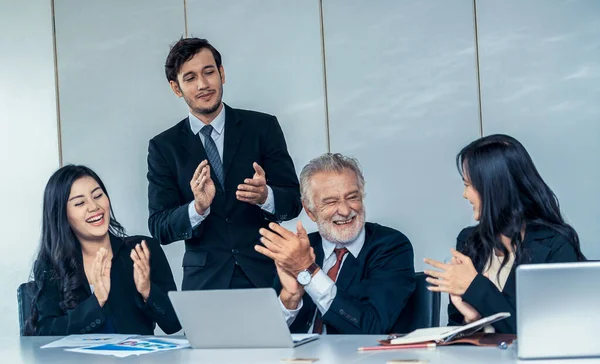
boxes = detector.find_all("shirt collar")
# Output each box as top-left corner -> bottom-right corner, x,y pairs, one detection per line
321,226 -> 366,261
188,104 -> 226,136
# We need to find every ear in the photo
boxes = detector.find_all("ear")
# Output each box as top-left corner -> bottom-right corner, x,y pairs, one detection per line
169,80 -> 183,97
219,65 -> 226,85
302,201 -> 317,222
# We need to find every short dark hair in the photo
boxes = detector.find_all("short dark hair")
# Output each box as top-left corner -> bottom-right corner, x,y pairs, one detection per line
164,37 -> 222,83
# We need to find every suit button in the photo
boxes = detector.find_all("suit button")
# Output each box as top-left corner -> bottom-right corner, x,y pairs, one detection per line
232,249 -> 239,254
96,319 -> 101,324
85,326 -> 91,332
80,329 -> 86,334
91,322 -> 96,328
226,218 -> 232,224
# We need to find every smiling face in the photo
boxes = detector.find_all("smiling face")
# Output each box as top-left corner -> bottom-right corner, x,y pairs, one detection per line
304,169 -> 366,245
66,176 -> 111,242
169,48 -> 225,123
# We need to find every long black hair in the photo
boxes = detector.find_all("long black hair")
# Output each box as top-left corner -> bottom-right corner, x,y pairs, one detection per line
25,165 -> 126,335
457,134 -> 585,273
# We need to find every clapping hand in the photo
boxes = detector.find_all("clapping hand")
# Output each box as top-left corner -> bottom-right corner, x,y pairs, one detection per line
91,248 -> 111,307
424,249 -> 478,296
236,162 -> 268,205
190,160 -> 216,214
131,241 -> 151,301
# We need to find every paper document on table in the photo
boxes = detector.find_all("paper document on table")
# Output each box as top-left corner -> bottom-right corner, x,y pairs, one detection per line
391,312 -> 510,345
65,337 -> 190,357
41,334 -> 135,348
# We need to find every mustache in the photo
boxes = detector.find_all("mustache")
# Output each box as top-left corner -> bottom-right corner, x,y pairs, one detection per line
331,211 -> 358,222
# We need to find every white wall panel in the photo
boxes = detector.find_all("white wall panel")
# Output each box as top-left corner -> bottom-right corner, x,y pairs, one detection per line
477,0 -> 600,259
323,0 -> 481,325
0,0 -> 59,336
186,0 -> 329,232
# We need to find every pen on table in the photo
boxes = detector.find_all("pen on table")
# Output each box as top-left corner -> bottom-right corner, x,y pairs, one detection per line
358,343 -> 437,351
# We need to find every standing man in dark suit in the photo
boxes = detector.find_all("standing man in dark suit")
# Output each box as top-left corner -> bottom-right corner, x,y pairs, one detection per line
256,153 -> 415,334
147,38 -> 302,290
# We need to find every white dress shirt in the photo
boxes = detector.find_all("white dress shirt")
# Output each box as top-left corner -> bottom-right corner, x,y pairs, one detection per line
186,106 -> 275,228
279,227 -> 366,333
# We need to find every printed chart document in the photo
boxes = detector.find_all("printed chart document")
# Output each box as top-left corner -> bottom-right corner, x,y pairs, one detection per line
41,334 -> 135,349
65,337 -> 190,358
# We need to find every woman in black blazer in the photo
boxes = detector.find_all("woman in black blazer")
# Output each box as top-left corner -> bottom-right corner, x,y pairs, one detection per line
26,165 -> 181,336
424,134 -> 585,334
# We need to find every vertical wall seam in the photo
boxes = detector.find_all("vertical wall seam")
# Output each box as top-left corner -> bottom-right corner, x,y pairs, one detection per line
50,0 -> 63,166
319,0 -> 331,153
473,0 -> 484,137
184,0 -> 189,37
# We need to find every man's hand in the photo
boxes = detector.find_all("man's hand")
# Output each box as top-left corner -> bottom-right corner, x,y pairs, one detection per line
190,160 -> 216,214
236,162 -> 268,205
255,221 -> 314,276
277,262 -> 304,310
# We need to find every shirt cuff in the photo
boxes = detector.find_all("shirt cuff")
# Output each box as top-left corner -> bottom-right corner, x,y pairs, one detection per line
279,294 -> 303,326
188,202 -> 210,229
305,270 -> 337,315
258,185 -> 276,214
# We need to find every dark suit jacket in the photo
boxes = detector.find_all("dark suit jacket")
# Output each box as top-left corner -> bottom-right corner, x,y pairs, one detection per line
147,104 -> 301,290
33,235 -> 180,336
279,222 -> 416,334
448,223 -> 581,334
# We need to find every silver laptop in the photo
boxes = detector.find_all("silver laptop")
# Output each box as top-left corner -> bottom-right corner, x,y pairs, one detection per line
168,288 -> 319,349
517,261 -> 600,360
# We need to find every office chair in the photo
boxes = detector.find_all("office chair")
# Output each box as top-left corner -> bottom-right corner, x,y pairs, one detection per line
391,271 -> 441,334
17,281 -> 37,336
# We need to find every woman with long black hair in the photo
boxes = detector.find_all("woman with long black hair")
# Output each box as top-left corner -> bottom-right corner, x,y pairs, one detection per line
424,134 -> 585,334
26,165 -> 181,335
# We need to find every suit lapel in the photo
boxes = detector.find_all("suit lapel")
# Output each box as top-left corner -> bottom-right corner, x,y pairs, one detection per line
333,224 -> 371,292
313,234 -> 325,267
222,104 -> 244,182
335,254 -> 358,291
180,118 -> 208,167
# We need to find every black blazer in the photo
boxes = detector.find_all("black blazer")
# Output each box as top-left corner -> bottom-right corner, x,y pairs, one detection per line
280,222 -> 416,334
33,235 -> 180,336
448,224 -> 581,334
147,104 -> 301,290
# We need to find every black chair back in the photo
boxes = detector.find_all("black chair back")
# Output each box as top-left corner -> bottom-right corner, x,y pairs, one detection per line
391,272 -> 440,334
18,281 -> 37,336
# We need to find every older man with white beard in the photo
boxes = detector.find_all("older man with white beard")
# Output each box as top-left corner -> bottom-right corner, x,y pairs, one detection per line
256,153 -> 416,334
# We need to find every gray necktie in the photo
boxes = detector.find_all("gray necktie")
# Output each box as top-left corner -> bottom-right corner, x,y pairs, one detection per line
199,124 -> 224,187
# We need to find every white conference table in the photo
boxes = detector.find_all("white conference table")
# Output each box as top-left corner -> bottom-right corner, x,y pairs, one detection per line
6,335 -> 599,364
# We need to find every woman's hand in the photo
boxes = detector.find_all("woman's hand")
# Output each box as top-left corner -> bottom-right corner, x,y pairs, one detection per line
450,294 -> 481,323
91,248 -> 111,307
131,241 -> 151,301
424,249 -> 478,296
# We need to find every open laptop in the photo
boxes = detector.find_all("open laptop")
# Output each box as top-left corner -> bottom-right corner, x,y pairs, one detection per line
168,288 -> 319,349
516,261 -> 600,360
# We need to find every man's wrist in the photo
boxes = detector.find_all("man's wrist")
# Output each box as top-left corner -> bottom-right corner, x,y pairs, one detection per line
296,261 -> 319,276
280,288 -> 303,310
194,202 -> 207,215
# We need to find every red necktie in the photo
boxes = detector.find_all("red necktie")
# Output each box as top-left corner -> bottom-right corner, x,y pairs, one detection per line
312,248 -> 349,334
